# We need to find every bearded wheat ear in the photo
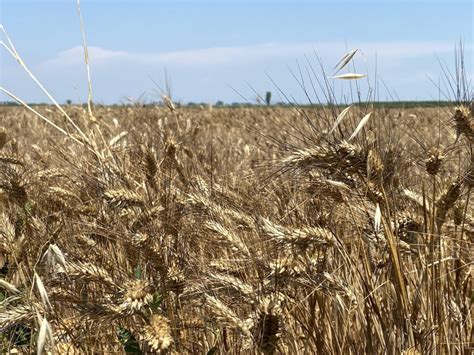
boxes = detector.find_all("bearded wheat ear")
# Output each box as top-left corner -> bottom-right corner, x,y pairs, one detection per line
141,314 -> 174,351
0,152 -> 23,165
0,88 -> 85,147
435,180 -> 462,230
205,295 -> 252,337
252,294 -> 284,354
0,127 -> 6,149
109,131 -> 129,147
453,105 -> 473,142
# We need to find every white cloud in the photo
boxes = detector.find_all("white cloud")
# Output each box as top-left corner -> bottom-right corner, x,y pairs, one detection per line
4,40 -> 469,104
42,46 -> 130,67
41,40 -> 466,69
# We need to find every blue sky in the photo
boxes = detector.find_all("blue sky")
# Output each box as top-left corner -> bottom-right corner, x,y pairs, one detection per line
1,0 -> 472,104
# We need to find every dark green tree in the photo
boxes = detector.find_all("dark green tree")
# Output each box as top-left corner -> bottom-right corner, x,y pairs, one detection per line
265,91 -> 272,106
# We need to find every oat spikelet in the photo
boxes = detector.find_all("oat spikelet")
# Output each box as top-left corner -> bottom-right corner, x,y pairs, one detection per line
0,279 -> 21,294
142,314 -> 173,351
41,244 -> 67,271
348,112 -> 372,141
35,273 -> 51,309
329,105 -> 352,134
334,49 -> 358,74
37,316 -> 54,355
330,73 -> 367,80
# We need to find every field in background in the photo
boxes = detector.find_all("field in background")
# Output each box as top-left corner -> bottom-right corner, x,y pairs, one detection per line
0,103 -> 472,353
0,101 -> 458,108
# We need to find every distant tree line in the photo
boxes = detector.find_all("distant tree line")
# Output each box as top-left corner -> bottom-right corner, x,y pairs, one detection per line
0,100 -> 456,108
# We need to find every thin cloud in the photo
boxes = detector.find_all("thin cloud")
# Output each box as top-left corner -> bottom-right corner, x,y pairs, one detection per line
41,40 -> 466,69
4,40 -> 469,104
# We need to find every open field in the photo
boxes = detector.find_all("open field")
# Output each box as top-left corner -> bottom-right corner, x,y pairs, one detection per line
0,103 -> 472,353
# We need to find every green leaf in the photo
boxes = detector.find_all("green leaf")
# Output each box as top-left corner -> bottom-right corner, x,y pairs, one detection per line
117,326 -> 142,354
12,325 -> 31,346
24,201 -> 35,213
134,265 -> 142,280
150,291 -> 163,312
207,346 -> 218,355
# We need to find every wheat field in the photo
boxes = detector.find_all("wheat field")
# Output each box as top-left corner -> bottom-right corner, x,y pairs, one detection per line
0,93 -> 472,354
